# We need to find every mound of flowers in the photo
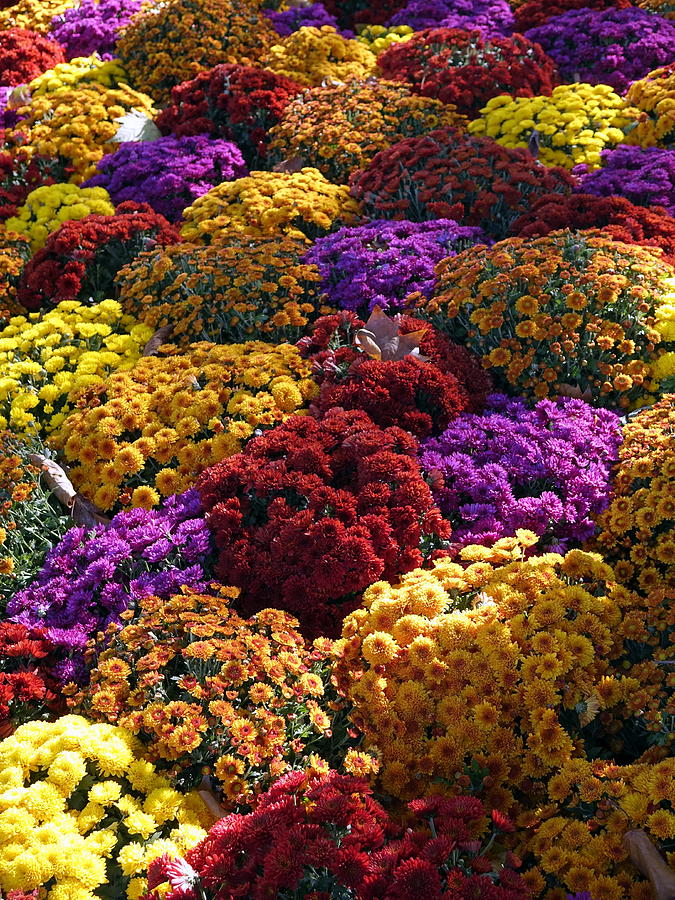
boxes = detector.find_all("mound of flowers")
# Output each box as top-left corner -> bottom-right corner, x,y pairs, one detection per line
117,0 -> 276,103
524,7 -> 675,93
0,146 -> 72,224
82,135 -> 247,223
419,393 -> 621,550
350,127 -> 574,239
267,79 -> 465,184
623,62 -> 675,148
155,64 -> 303,167
16,202 -> 180,309
264,1 -> 345,36
513,0 -> 630,31
147,769 -> 529,899
0,715 -> 213,898
388,0 -> 516,34
575,145 -> 675,214
7,490 -> 215,687
116,236 -> 330,346
0,229 -> 30,318
0,0 -> 76,32
0,27 -> 64,86
49,0 -> 144,59
261,25 -> 376,86
304,219 -> 486,316
509,192 -> 675,263
377,28 -> 558,117
419,230 -> 675,408
195,407 -> 450,635
52,340 -> 317,512
74,590 -> 355,801
26,55 -> 129,95
0,621 -> 65,735
181,168 -> 361,242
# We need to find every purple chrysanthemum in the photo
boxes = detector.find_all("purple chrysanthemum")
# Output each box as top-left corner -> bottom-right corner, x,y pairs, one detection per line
264,2 -> 353,36
388,0 -> 514,35
50,0 -> 144,59
574,145 -> 675,216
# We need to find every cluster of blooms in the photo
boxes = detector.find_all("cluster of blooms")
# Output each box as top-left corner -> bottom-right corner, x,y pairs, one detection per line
513,0 -> 630,30
0,433 -> 71,605
5,183 -> 114,251
17,202 -> 180,310
0,230 -> 30,319
264,2 -> 344,36
623,62 -> 675,148
419,393 -> 621,549
332,539 -> 649,808
49,0 -> 144,59
8,489 -> 215,685
155,64 -> 302,166
117,237 -> 330,346
525,8 -> 675,93
52,340 -> 317,512
181,168 -> 361,242
0,0 -> 76,32
196,408 -> 450,635
75,591 -> 355,803
355,23 -> 413,53
377,28 -> 558,117
0,146 -> 72,224
83,135 -> 247,222
304,219 -> 485,315
0,299 -> 151,436
351,127 -> 574,239
9,83 -> 157,182
389,0 -> 515,35
0,622 -> 64,735
267,79 -> 464,184
0,716 -> 212,899
469,83 -> 633,170
593,397 -> 674,598
323,0 -> 406,26
575,145 -> 675,215
27,55 -> 129,96
117,0 -> 276,104
510,193 -> 675,263
420,231 -> 675,408
0,28 -> 64,86
262,25 -> 376,85
148,770 -> 529,899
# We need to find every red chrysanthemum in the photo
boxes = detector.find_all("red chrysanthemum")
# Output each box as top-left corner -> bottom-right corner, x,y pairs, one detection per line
0,28 -> 65,87
514,0 -> 630,31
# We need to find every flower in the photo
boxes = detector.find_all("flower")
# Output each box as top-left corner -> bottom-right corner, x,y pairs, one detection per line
0,145 -> 72,225
575,145 -> 675,214
388,0 -> 515,36
27,55 -> 129,96
83,135 -> 247,222
623,62 -> 675,147
514,0 -> 630,31
264,2 -> 346,36
0,0 -> 77,32
0,621 -> 65,733
377,27 -> 557,117
350,126 -> 574,240
0,28 -> 64,86
181,168 -> 361,242
0,230 -> 30,320
262,25 -> 376,86
49,0 -> 144,60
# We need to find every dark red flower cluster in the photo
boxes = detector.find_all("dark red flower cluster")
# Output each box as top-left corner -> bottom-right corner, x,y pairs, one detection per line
17,202 -> 181,310
513,0 -> 631,32
377,28 -> 558,117
156,64 -> 303,165
0,622 -> 63,736
0,147 -> 73,222
0,28 -> 65,87
299,311 -> 491,415
147,769 -> 528,900
509,193 -> 675,264
196,408 -> 449,636
350,127 -> 574,240
322,0 -> 406,26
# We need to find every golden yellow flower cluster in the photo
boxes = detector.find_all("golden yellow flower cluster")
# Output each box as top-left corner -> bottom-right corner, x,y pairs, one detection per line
637,0 -> 675,18
0,0 -> 76,32
116,236 -> 333,346
52,340 -> 318,512
469,83 -> 634,169
356,24 -> 414,54
4,184 -> 114,251
263,25 -> 377,86
0,231 -> 30,321
117,0 -> 276,104
0,299 -> 151,436
10,83 -> 157,183
28,56 -> 129,97
520,756 -> 675,899
333,536 -> 646,811
0,715 -> 212,900
267,79 -> 465,183
181,168 -> 361,242
623,64 -> 675,147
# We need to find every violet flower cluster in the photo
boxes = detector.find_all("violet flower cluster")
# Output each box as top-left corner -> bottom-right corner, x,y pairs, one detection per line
525,7 -> 675,93
7,490 -> 215,685
50,0 -> 143,59
388,0 -> 514,35
303,219 -> 486,315
419,394 -> 621,551
264,2 -> 351,36
0,86 -> 20,130
83,134 -> 247,222
574,145 -> 675,216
